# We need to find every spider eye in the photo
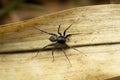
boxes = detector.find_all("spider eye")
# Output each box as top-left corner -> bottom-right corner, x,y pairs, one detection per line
49,35 -> 57,42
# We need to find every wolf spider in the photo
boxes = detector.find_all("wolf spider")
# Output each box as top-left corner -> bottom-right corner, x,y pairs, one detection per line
34,23 -> 81,64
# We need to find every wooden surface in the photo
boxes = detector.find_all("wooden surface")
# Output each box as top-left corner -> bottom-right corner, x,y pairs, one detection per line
0,4 -> 120,80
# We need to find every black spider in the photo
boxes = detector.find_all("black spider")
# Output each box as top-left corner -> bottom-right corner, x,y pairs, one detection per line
34,23 -> 81,64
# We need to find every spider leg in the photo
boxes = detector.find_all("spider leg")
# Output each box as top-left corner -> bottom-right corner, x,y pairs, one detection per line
68,46 -> 82,53
61,48 -> 72,66
43,43 -> 57,49
65,34 -> 72,38
63,18 -> 80,36
65,33 -> 81,38
63,23 -> 73,36
65,32 -> 93,38
52,48 -> 54,62
43,43 -> 59,62
34,49 -> 40,58
64,43 -> 82,53
58,24 -> 62,36
67,45 -> 87,58
34,26 -> 56,36
34,43 -> 56,58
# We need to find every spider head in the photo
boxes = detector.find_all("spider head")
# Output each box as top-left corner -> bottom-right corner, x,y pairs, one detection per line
57,36 -> 66,43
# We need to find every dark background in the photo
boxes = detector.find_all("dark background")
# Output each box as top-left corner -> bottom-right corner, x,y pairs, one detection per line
0,0 -> 119,25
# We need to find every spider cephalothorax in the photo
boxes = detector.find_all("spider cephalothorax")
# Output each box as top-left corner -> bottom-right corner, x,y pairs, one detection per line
34,23 -> 80,65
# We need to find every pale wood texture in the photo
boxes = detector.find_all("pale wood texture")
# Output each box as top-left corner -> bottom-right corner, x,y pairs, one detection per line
0,4 -> 120,80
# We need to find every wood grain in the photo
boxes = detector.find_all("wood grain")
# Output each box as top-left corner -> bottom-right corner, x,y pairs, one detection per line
0,4 -> 120,80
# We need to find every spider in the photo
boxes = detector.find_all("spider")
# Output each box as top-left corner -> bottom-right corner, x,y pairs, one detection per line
34,23 -> 81,64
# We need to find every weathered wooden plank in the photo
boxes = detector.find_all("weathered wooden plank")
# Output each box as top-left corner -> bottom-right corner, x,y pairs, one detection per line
0,4 -> 120,80
0,44 -> 120,80
0,4 -> 120,52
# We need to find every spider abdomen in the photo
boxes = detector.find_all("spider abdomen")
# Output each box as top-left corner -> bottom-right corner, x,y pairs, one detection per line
49,35 -> 58,42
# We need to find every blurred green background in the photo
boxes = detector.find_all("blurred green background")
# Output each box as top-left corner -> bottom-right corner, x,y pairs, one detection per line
0,0 -> 119,25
